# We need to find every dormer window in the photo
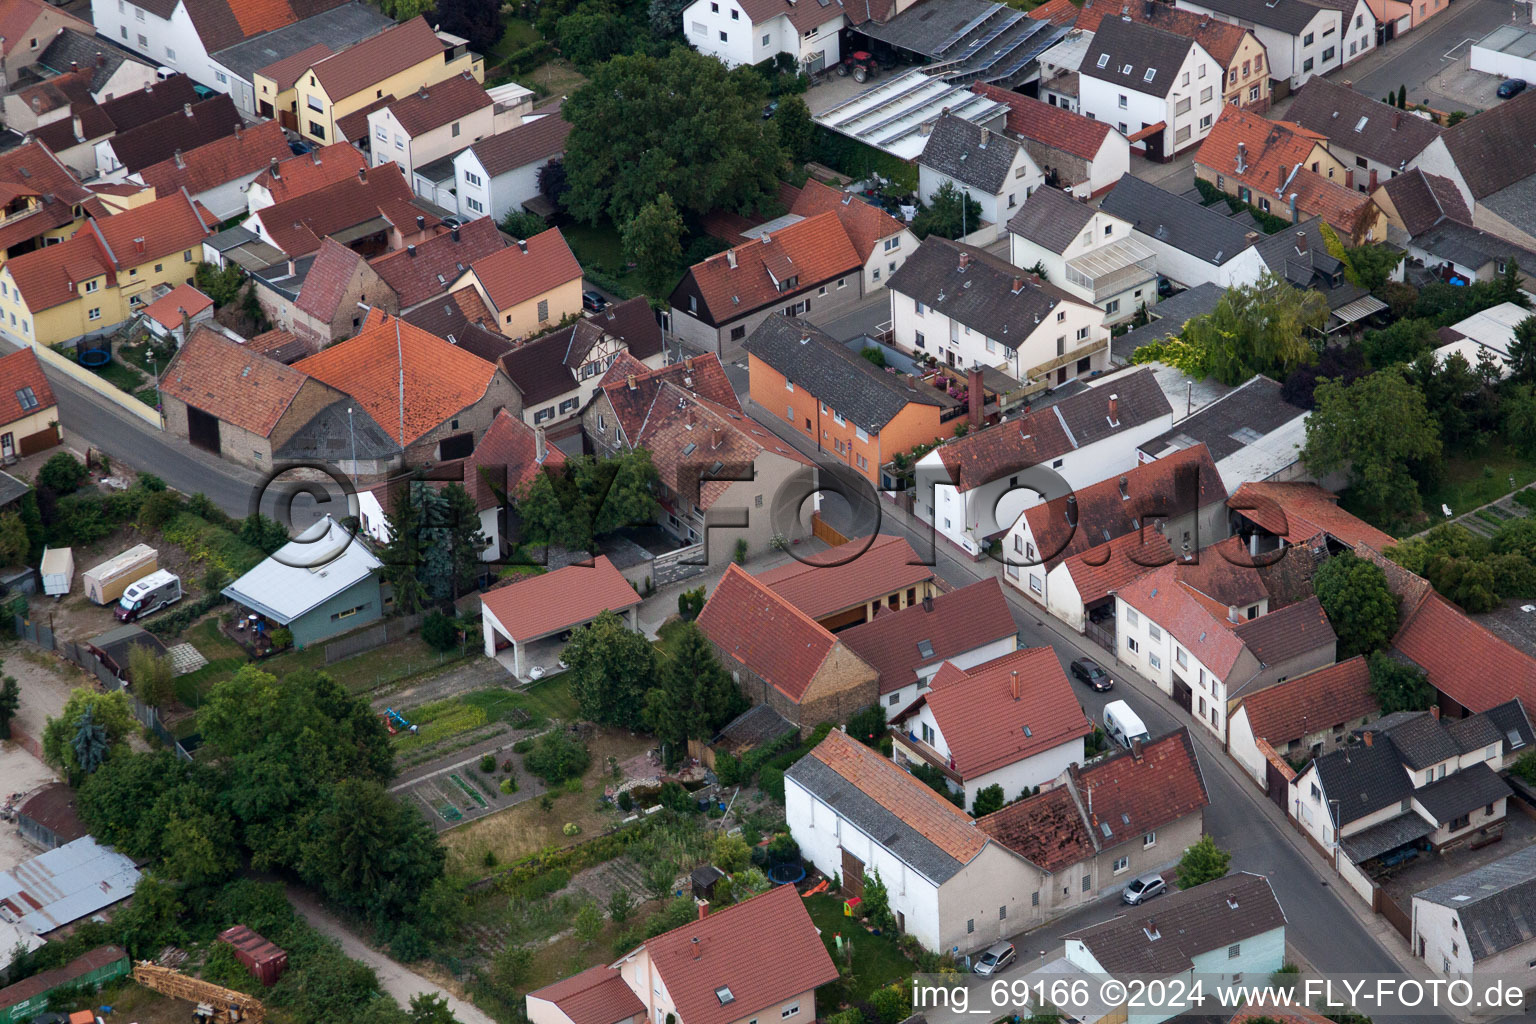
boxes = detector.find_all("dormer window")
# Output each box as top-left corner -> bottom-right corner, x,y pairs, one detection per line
1097,53 -> 1109,68
717,987 -> 735,1005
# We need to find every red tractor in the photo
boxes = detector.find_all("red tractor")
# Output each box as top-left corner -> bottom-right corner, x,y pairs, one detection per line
835,51 -> 879,82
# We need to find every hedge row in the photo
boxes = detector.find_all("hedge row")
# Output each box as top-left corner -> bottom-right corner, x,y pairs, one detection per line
144,592 -> 228,637
160,511 -> 266,579
495,40 -> 555,78
485,813 -> 662,899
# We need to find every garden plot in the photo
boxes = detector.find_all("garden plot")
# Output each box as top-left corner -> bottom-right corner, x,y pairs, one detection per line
392,738 -> 542,833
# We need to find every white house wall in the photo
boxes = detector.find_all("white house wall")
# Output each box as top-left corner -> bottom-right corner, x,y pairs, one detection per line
93,0 -> 224,90
881,634 -> 1018,718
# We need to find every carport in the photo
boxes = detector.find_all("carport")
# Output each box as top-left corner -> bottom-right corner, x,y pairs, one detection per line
479,555 -> 642,679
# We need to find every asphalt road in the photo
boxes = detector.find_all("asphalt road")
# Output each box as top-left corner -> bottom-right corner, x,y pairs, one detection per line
1344,0 -> 1516,109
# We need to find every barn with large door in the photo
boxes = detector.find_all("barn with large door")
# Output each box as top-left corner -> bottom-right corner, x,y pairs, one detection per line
159,326 -> 348,470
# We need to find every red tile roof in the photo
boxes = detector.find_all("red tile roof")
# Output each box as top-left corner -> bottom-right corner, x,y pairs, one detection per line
0,348 -> 55,425
335,94 -> 394,144
1117,562 -> 1249,677
638,884 -> 838,1024
682,211 -> 861,322
257,41 -> 332,91
294,308 -> 501,446
250,143 -> 368,205
141,283 -> 213,330
528,966 -> 645,1024
1392,593 -> 1536,714
895,647 -> 1091,778
480,555 -> 641,642
0,0 -> 86,57
1022,443 -> 1226,569
697,563 -> 843,703
754,533 -> 935,621
12,68 -> 94,116
162,326 -> 310,437
971,83 -> 1112,161
106,94 -> 245,175
789,178 -> 907,259
1236,655 -> 1374,743
840,578 -> 1019,694
1025,0 -> 1080,26
1229,481 -> 1396,550
468,227 -> 582,315
383,72 -> 491,138
597,351 -> 739,443
466,109 -> 572,177
137,120 -> 289,198
309,16 -> 443,102
6,231 -> 114,312
1060,531 -> 1173,606
88,189 -> 213,268
465,408 -> 565,512
245,327 -> 308,362
0,142 -> 92,255
294,236 -> 365,320
804,728 -> 988,862
369,216 -> 506,308
254,163 -> 413,257
230,0 -> 301,43
979,783 -> 1092,870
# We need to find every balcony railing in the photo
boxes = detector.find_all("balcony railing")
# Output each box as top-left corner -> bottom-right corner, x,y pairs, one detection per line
1065,237 -> 1158,301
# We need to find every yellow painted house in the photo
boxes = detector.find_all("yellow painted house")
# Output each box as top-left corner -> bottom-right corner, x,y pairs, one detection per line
0,140 -> 95,270
0,190 -> 213,346
451,228 -> 584,341
290,16 -> 484,147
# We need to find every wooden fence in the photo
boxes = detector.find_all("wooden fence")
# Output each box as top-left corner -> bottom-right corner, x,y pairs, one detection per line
810,512 -> 848,547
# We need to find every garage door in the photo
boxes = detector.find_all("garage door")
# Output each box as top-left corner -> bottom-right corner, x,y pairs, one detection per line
187,406 -> 220,454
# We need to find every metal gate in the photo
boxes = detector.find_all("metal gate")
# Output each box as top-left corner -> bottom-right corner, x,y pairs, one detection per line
1265,757 -> 1291,814
1084,619 -> 1115,653
1172,675 -> 1194,713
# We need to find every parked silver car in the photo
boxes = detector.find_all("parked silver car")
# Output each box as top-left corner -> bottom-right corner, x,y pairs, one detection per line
973,941 -> 1016,974
1122,872 -> 1167,905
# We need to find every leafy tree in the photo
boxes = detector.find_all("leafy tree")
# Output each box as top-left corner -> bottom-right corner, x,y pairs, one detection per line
1319,221 -> 1402,290
37,452 -> 87,494
776,95 -> 816,164
239,512 -> 290,554
970,783 -> 1005,817
1509,315 -> 1536,384
1360,317 -> 1437,368
911,181 -> 983,240
1312,553 -> 1398,658
565,609 -> 658,727
713,833 -> 751,873
433,0 -> 504,51
524,729 -> 591,783
559,2 -> 632,68
491,944 -> 534,992
575,901 -> 605,947
0,509 -> 26,565
377,0 -> 434,16
516,451 -> 661,553
71,707 -> 111,775
1301,367 -> 1442,524
420,482 -> 486,602
608,887 -> 635,923
868,984 -> 911,1024
563,48 -> 785,225
0,673 -> 17,739
646,621 -> 744,760
381,481 -> 429,615
677,585 -> 705,621
502,208 -> 547,240
409,994 -> 460,1024
1175,836 -> 1231,888
1408,350 -> 1480,451
43,688 -> 133,778
539,160 -> 570,210
194,261 -> 245,306
643,859 -> 677,901
421,611 -> 459,652
845,704 -> 887,748
1282,345 -> 1367,409
623,195 -> 685,304
648,0 -> 692,34
302,778 -> 445,918
128,645 -> 177,709
1164,272 -> 1328,385
1396,85 -> 1407,108
1367,651 -> 1434,713
861,868 -> 896,932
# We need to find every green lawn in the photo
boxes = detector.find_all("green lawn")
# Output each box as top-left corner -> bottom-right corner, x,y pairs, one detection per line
803,894 -> 912,1003
563,221 -> 647,295
92,359 -> 145,392
517,673 -> 579,721
494,16 -> 541,55
1422,451 -> 1536,521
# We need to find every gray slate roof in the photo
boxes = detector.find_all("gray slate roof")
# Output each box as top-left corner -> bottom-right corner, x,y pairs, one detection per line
1413,762 -> 1511,824
275,399 -> 402,461
1312,739 -> 1412,827
37,29 -> 148,96
1479,699 -> 1535,757
1286,78 -> 1441,171
1378,710 -> 1461,770
919,112 -> 1024,195
1413,218 -> 1536,273
1182,0 -> 1330,34
1415,844 -> 1536,960
1079,17 -> 1194,99
784,754 -> 972,884
1065,873 -> 1285,975
210,1 -> 395,82
1101,174 -> 1257,266
1137,375 -> 1304,462
1006,186 -> 1095,253
743,314 -> 957,432
1111,283 -> 1223,362
1252,218 -> 1373,313
0,469 -> 30,508
1338,812 -> 1434,864
886,235 -> 1088,345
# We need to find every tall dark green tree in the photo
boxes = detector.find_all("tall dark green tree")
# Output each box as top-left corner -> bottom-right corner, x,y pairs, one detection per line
562,48 -> 786,226
1367,651 -> 1434,713
911,181 -> 983,240
419,482 -> 485,603
381,482 -> 429,615
646,622 -> 744,759
564,609 -> 657,728
1312,552 -> 1398,658
1509,315 -> 1536,383
0,673 -> 17,739
623,195 -> 685,305
776,95 -> 816,164
71,707 -> 110,775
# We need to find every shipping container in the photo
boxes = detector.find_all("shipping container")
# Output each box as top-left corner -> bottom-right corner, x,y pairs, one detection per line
0,945 -> 129,1024
218,925 -> 288,986
40,546 -> 73,597
80,545 -> 157,605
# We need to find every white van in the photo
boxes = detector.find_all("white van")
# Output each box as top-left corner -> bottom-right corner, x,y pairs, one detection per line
114,570 -> 182,622
1103,700 -> 1151,749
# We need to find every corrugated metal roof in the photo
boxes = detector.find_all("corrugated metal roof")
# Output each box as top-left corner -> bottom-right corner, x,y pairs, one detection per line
0,837 -> 141,935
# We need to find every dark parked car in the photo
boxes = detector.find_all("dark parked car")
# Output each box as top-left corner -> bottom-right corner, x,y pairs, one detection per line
583,290 -> 608,313
1499,79 -> 1527,99
1070,657 -> 1114,692
763,100 -> 779,119
288,139 -> 314,156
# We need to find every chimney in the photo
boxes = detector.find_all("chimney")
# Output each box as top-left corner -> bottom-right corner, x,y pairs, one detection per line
1368,168 -> 1379,191
711,427 -> 723,450
692,936 -> 702,958
1108,393 -> 1119,425
697,899 -> 709,921
1131,738 -> 1144,762
686,407 -> 696,429
1392,111 -> 1401,131
407,244 -> 417,258
1118,475 -> 1129,499
922,594 -> 934,612
1244,231 -> 1259,245
1295,231 -> 1308,255
1012,276 -> 1023,294
358,167 -> 367,183
233,122 -> 242,140
173,148 -> 185,169
133,236 -> 145,255
451,225 -> 460,242
967,366 -> 984,429
72,113 -> 83,141
183,102 -> 192,117
1236,141 -> 1247,173
535,425 -> 547,462
626,374 -> 637,391
1010,670 -> 1020,700
29,97 -> 40,112
69,60 -> 77,71
1289,192 -> 1298,223
979,126 -> 990,149
286,258 -> 296,277
1065,493 -> 1079,526
143,81 -> 152,93
958,251 -> 971,271
517,239 -> 528,254
1363,730 -> 1374,747
416,214 -> 425,231
906,372 -> 918,389
1430,705 -> 1440,720
269,156 -> 280,178
685,356 -> 696,370
97,51 -> 105,68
